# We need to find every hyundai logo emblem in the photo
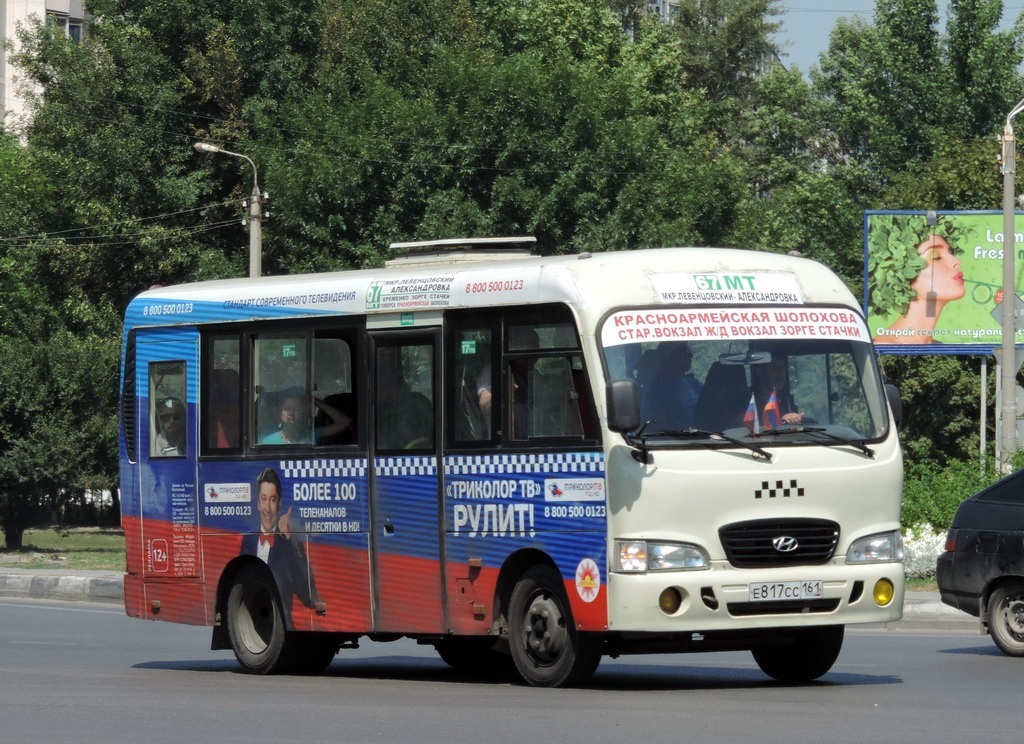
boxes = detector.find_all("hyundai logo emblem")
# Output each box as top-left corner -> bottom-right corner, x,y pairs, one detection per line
772,536 -> 799,553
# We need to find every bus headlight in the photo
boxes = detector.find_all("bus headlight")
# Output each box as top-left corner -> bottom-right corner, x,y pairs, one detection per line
846,531 -> 904,563
614,540 -> 709,572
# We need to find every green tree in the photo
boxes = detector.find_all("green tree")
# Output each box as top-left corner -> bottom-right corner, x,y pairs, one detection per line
880,355 -> 986,467
723,66 -> 863,282
260,0 -> 744,265
815,0 -> 1024,181
673,0 -> 783,103
0,326 -> 119,549
814,0 -> 953,177
810,0 -> 1024,475
946,0 -> 1024,138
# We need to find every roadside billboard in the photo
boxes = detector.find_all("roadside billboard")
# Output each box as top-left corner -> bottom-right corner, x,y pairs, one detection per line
865,210 -> 1024,354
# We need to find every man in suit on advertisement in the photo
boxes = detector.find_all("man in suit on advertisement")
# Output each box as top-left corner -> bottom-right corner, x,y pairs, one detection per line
240,466 -> 316,626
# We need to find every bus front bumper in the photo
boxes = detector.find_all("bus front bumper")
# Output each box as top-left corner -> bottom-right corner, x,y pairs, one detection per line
605,562 -> 904,633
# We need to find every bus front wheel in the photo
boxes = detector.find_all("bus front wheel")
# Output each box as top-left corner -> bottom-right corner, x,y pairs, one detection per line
226,564 -> 296,674
508,565 -> 602,687
751,625 -> 844,683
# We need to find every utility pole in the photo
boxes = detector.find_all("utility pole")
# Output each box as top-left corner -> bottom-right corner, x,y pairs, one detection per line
1000,102 -> 1024,468
193,142 -> 265,278
245,181 -> 263,279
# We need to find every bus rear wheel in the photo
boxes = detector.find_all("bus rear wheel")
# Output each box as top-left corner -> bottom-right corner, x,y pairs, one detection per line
226,564 -> 297,674
508,565 -> 602,687
751,625 -> 844,683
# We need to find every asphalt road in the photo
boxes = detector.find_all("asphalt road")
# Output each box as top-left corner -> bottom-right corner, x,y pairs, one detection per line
0,594 -> 1011,744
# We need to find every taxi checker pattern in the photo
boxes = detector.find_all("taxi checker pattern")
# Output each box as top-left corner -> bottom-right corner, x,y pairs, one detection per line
755,479 -> 805,499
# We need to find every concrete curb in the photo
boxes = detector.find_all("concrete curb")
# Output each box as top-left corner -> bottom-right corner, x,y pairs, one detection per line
0,571 -> 982,626
899,592 -> 976,627
0,569 -> 123,605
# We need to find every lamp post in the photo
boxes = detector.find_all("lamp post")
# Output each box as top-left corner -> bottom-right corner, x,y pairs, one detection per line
999,99 -> 1024,468
193,142 -> 264,278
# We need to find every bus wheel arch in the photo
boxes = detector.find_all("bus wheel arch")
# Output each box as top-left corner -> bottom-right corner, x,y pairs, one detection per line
502,556 -> 603,687
223,559 -> 299,674
492,549 -> 552,635
212,557 -> 252,650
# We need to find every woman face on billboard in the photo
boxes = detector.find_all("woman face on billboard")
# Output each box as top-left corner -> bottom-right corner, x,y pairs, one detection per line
874,233 -> 966,345
911,235 -> 965,304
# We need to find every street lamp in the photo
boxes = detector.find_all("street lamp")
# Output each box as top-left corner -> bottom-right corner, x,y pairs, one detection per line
193,141 -> 264,278
999,99 -> 1024,468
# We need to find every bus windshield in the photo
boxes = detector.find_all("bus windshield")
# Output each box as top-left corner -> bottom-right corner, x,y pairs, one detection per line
601,307 -> 889,444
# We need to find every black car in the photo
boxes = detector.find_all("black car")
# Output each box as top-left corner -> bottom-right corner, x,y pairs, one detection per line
937,468 -> 1024,656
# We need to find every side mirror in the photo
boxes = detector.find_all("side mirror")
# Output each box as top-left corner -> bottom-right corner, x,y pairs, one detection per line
606,379 -> 640,433
884,383 -> 902,429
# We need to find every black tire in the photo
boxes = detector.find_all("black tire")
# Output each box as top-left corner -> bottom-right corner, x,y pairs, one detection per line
987,581 -> 1024,657
508,565 -> 602,687
226,564 -> 298,674
751,625 -> 844,683
435,637 -> 515,679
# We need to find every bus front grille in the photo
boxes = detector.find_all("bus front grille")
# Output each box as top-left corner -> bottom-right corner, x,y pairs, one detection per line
727,598 -> 841,616
719,519 -> 840,568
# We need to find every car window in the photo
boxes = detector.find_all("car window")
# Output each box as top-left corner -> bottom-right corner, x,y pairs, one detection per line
974,469 -> 1024,505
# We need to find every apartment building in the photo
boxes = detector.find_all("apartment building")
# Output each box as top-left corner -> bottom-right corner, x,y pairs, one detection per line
1,0 -> 84,127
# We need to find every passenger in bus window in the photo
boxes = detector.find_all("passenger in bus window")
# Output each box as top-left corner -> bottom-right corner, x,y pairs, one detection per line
154,397 -> 186,456
240,467 -> 316,625
261,388 -> 351,445
378,378 -> 433,449
376,346 -> 433,449
478,328 -> 539,439
637,342 -> 702,430
454,358 -> 487,440
509,359 -> 534,438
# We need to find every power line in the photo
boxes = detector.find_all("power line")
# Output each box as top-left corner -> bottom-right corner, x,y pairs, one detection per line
0,204 -> 245,250
0,201 -> 240,243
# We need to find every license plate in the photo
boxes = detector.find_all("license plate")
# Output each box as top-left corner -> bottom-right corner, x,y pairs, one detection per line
748,580 -> 823,602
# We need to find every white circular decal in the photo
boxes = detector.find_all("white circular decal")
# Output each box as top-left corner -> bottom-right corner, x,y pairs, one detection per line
575,558 -> 601,603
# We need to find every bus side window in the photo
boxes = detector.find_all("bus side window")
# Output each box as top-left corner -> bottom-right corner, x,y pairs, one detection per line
506,321 -> 594,441
530,355 -> 588,438
314,336 -> 356,446
204,335 -> 241,451
255,332 -> 311,445
149,361 -> 187,458
376,341 -> 434,451
506,326 -> 539,440
451,327 -> 493,443
571,357 -> 599,438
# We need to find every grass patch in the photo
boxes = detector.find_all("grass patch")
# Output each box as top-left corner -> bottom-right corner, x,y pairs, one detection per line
906,576 -> 938,593
0,527 -> 125,571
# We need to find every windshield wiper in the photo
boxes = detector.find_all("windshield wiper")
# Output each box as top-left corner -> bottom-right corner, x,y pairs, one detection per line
653,428 -> 773,462
754,426 -> 875,458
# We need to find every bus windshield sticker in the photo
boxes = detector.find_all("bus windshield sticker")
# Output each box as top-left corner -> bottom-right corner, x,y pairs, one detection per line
601,307 -> 870,346
651,272 -> 803,305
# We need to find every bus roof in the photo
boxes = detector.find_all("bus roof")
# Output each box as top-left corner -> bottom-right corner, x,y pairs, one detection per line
124,246 -> 859,330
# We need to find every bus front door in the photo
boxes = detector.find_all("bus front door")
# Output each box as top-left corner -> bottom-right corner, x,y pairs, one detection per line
369,331 -> 445,634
